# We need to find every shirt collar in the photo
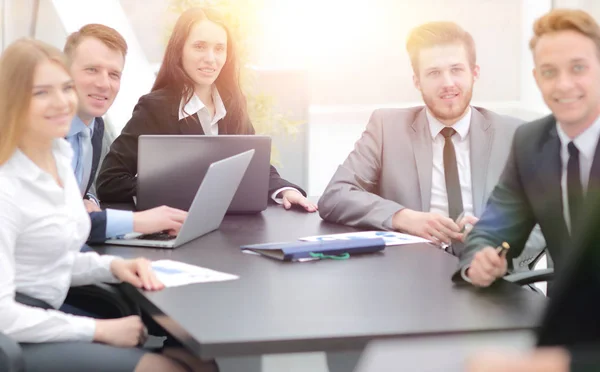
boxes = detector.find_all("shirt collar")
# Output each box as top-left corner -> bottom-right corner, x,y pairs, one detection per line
178,86 -> 227,122
556,115 -> 600,161
67,115 -> 95,137
9,139 -> 73,182
427,106 -> 472,141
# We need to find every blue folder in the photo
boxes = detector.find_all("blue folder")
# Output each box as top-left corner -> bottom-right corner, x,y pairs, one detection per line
240,238 -> 386,261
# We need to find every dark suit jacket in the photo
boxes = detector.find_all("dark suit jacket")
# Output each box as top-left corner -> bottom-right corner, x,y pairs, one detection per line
536,191 -> 600,370
96,89 -> 305,203
455,114 -> 600,279
87,117 -> 107,243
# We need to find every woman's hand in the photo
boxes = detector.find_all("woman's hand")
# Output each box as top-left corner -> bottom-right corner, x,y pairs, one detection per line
110,258 -> 165,291
93,316 -> 147,347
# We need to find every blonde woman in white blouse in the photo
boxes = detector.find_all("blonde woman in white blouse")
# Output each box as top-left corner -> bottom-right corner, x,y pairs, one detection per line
0,39 -> 217,372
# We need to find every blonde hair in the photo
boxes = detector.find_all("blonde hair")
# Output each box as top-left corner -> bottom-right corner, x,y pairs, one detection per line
0,38 -> 70,165
64,23 -> 128,61
530,8 -> 600,54
406,21 -> 476,74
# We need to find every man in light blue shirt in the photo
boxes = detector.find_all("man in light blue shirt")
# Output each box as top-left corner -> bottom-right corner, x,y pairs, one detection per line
65,24 -> 187,243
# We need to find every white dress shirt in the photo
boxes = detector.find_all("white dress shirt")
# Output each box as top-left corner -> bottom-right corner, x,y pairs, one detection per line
427,107 -> 474,218
179,87 -> 299,202
556,116 -> 600,233
0,139 -> 119,343
178,86 -> 227,135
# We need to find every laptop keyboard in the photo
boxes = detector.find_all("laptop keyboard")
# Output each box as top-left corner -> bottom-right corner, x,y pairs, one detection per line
136,232 -> 176,241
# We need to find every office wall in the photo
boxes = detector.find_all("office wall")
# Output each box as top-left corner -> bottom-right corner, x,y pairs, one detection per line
4,0 -> 590,194
119,0 -> 523,105
117,0 -> 529,194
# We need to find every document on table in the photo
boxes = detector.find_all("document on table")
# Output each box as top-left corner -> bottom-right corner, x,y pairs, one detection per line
299,231 -> 432,246
151,260 -> 238,288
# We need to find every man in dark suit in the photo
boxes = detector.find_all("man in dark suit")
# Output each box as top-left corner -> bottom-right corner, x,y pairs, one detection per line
466,160 -> 600,372
456,9 -> 600,293
65,24 -> 187,243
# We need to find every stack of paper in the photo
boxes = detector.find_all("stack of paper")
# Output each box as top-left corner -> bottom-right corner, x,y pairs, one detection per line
151,260 -> 238,288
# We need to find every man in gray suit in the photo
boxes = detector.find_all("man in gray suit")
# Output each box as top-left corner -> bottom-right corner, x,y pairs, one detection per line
318,21 -> 543,261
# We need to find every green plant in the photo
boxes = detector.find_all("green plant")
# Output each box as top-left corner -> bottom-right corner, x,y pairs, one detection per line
166,0 -> 303,166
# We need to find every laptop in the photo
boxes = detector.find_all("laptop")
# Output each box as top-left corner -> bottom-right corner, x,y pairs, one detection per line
104,150 -> 254,248
136,135 -> 271,213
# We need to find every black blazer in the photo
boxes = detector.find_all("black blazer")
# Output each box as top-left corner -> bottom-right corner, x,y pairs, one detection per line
536,191 -> 600,370
96,89 -> 305,203
454,115 -> 600,280
87,117 -> 108,243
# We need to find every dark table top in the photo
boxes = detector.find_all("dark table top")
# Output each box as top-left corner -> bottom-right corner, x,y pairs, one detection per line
95,204 -> 547,359
355,329 -> 535,372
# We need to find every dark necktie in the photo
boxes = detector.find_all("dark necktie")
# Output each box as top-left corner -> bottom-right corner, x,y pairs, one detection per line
567,141 -> 583,232
441,127 -> 464,221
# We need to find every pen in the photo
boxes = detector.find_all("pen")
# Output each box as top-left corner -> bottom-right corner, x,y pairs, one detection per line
495,242 -> 510,256
455,211 -> 466,233
440,211 -> 468,250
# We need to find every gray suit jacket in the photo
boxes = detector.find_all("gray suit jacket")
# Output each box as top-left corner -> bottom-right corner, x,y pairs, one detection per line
318,106 -> 545,265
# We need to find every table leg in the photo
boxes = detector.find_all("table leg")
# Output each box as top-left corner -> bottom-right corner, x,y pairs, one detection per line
216,355 -> 262,372
326,349 -> 363,372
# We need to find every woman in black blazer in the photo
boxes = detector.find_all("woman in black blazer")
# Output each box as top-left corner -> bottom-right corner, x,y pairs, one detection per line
97,7 -> 317,212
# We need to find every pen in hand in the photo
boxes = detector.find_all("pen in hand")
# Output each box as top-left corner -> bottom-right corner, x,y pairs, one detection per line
495,242 -> 510,256
440,211 -> 467,250
456,211 -> 466,233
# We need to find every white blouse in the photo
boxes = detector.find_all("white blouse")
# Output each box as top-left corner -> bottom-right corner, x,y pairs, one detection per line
0,139 -> 118,343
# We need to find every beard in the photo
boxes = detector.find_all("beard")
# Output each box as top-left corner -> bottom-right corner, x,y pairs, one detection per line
422,87 -> 473,123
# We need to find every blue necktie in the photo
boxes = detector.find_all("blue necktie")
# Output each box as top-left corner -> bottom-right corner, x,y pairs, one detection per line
76,127 -> 93,195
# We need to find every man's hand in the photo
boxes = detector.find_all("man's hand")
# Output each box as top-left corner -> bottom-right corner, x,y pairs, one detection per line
457,215 -> 479,242
281,190 -> 318,213
466,348 -> 570,372
83,199 -> 101,213
466,246 -> 508,287
110,258 -> 165,291
392,209 -> 462,244
133,206 -> 187,235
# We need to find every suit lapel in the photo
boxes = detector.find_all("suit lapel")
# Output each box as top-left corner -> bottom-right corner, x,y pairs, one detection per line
410,109 -> 433,212
169,94 -> 206,135
469,108 -> 493,217
178,115 -> 205,135
87,117 -> 104,194
586,136 -> 600,194
535,122 -> 569,238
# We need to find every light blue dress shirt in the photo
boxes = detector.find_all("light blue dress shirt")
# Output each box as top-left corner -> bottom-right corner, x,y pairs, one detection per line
66,116 -> 134,238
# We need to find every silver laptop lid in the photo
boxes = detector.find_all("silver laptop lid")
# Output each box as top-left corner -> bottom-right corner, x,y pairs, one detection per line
137,135 -> 270,213
173,149 -> 254,247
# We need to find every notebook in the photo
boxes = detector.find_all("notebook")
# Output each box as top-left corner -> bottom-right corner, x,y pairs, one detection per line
241,238 -> 386,261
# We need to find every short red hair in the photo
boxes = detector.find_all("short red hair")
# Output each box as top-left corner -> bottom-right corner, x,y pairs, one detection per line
64,23 -> 127,60
530,9 -> 600,54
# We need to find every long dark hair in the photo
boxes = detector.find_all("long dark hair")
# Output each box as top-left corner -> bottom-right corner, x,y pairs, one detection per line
152,7 -> 251,134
